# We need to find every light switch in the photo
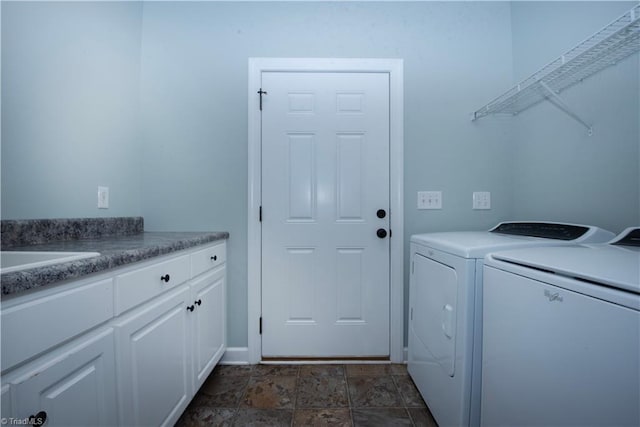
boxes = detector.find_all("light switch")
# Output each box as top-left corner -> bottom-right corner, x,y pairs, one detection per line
418,191 -> 442,210
98,186 -> 109,209
473,191 -> 491,210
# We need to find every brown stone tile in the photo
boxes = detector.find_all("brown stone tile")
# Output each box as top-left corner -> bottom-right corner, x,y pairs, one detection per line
348,376 -> 403,408
213,364 -> 255,377
408,407 -> 439,427
393,375 -> 426,407
253,364 -> 300,377
293,408 -> 352,426
296,376 -> 349,408
299,364 -> 345,377
242,376 -> 297,409
389,363 -> 408,376
345,364 -> 390,377
352,408 -> 412,426
175,405 -> 235,427
199,375 -> 249,407
232,408 -> 293,426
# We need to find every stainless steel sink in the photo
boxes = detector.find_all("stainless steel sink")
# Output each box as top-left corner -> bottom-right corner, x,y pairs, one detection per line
0,251 -> 101,274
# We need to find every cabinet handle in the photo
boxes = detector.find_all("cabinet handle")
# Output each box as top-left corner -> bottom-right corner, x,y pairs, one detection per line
210,255 -> 218,261
195,299 -> 202,306
160,274 -> 170,282
28,411 -> 47,426
187,305 -> 195,312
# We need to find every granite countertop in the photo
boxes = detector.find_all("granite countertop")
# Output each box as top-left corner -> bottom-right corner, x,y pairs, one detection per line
1,218 -> 229,296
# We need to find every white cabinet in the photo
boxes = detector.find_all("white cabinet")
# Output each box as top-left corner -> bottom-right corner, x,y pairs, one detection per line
115,253 -> 227,427
1,240 -> 227,427
1,278 -> 114,372
9,328 -> 117,427
190,266 -> 226,391
115,286 -> 191,427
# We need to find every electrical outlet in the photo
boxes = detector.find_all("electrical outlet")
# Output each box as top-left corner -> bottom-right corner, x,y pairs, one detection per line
473,191 -> 491,210
98,186 -> 109,209
418,191 -> 442,210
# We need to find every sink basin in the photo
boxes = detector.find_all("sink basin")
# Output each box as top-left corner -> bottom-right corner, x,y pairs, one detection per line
0,251 -> 101,274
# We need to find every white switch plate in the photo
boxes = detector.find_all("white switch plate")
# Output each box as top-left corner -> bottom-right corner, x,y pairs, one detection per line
418,191 -> 442,210
98,186 -> 109,209
473,191 -> 491,210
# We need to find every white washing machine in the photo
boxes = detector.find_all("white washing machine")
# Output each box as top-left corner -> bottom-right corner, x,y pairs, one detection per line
407,222 -> 615,427
481,227 -> 640,427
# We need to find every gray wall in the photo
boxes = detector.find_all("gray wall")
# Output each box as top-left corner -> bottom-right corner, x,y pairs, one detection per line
1,1 -> 638,349
137,1 -> 515,347
510,1 -> 640,233
1,1 -> 144,219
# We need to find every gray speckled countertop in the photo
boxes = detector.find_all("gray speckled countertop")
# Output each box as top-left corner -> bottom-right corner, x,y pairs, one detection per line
1,225 -> 229,296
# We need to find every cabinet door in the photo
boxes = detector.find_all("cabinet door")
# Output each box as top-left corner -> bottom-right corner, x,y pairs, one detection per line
116,286 -> 191,427
1,383 -> 12,420
190,267 -> 226,391
12,328 -> 117,427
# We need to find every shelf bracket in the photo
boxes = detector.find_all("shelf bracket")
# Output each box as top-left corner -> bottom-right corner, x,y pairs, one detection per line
539,81 -> 593,136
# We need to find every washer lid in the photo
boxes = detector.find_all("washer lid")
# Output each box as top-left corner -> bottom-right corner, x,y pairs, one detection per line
490,245 -> 640,295
411,222 -> 615,259
411,231 -> 557,259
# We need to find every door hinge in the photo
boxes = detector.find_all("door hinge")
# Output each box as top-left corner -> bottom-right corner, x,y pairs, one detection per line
410,307 -> 413,321
411,261 -> 414,274
259,316 -> 263,334
257,88 -> 267,111
259,206 -> 262,222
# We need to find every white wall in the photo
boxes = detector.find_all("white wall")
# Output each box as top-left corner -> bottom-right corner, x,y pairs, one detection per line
510,1 -> 640,233
137,1 -> 515,347
1,1 -> 144,219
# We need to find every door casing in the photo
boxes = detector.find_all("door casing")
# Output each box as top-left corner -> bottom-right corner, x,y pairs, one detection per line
248,58 -> 404,364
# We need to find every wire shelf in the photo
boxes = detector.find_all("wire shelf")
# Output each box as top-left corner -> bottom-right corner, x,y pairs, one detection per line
473,4 -> 640,121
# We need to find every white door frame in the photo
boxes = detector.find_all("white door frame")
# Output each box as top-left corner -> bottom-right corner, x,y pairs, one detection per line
248,58 -> 404,364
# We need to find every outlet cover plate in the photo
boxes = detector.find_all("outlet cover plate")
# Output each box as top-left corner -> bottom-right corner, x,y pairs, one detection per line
98,186 -> 109,209
473,191 -> 491,210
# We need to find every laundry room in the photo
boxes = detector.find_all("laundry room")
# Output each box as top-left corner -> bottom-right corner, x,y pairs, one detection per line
1,1 -> 638,426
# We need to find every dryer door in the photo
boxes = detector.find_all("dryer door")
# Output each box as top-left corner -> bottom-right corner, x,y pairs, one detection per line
413,253 -> 458,376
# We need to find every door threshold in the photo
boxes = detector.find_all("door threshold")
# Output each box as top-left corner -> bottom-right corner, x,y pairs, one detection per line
261,356 -> 391,365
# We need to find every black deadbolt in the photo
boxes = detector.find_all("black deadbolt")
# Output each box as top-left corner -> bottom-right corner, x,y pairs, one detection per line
160,274 -> 170,282
377,209 -> 386,219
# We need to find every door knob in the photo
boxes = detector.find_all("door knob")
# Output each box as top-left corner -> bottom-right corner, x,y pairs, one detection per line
377,228 -> 388,239
377,209 -> 386,219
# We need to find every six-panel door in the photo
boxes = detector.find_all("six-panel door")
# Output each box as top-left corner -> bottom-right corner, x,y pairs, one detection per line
261,71 -> 391,357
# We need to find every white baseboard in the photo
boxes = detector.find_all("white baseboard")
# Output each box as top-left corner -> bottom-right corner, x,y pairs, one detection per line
220,347 -> 409,365
220,347 -> 250,365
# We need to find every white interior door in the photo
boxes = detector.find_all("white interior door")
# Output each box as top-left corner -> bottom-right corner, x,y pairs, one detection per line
261,71 -> 390,358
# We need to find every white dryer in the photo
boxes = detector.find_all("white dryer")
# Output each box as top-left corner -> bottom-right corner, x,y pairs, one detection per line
408,222 -> 615,427
481,227 -> 640,427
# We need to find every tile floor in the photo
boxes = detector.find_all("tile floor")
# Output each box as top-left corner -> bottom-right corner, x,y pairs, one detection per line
176,364 -> 438,426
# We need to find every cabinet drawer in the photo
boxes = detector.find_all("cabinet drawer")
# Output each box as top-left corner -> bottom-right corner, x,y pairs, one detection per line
191,243 -> 226,278
115,254 -> 189,315
1,278 -> 114,372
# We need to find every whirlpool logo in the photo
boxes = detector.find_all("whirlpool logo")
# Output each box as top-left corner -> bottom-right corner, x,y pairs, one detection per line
544,289 -> 563,302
